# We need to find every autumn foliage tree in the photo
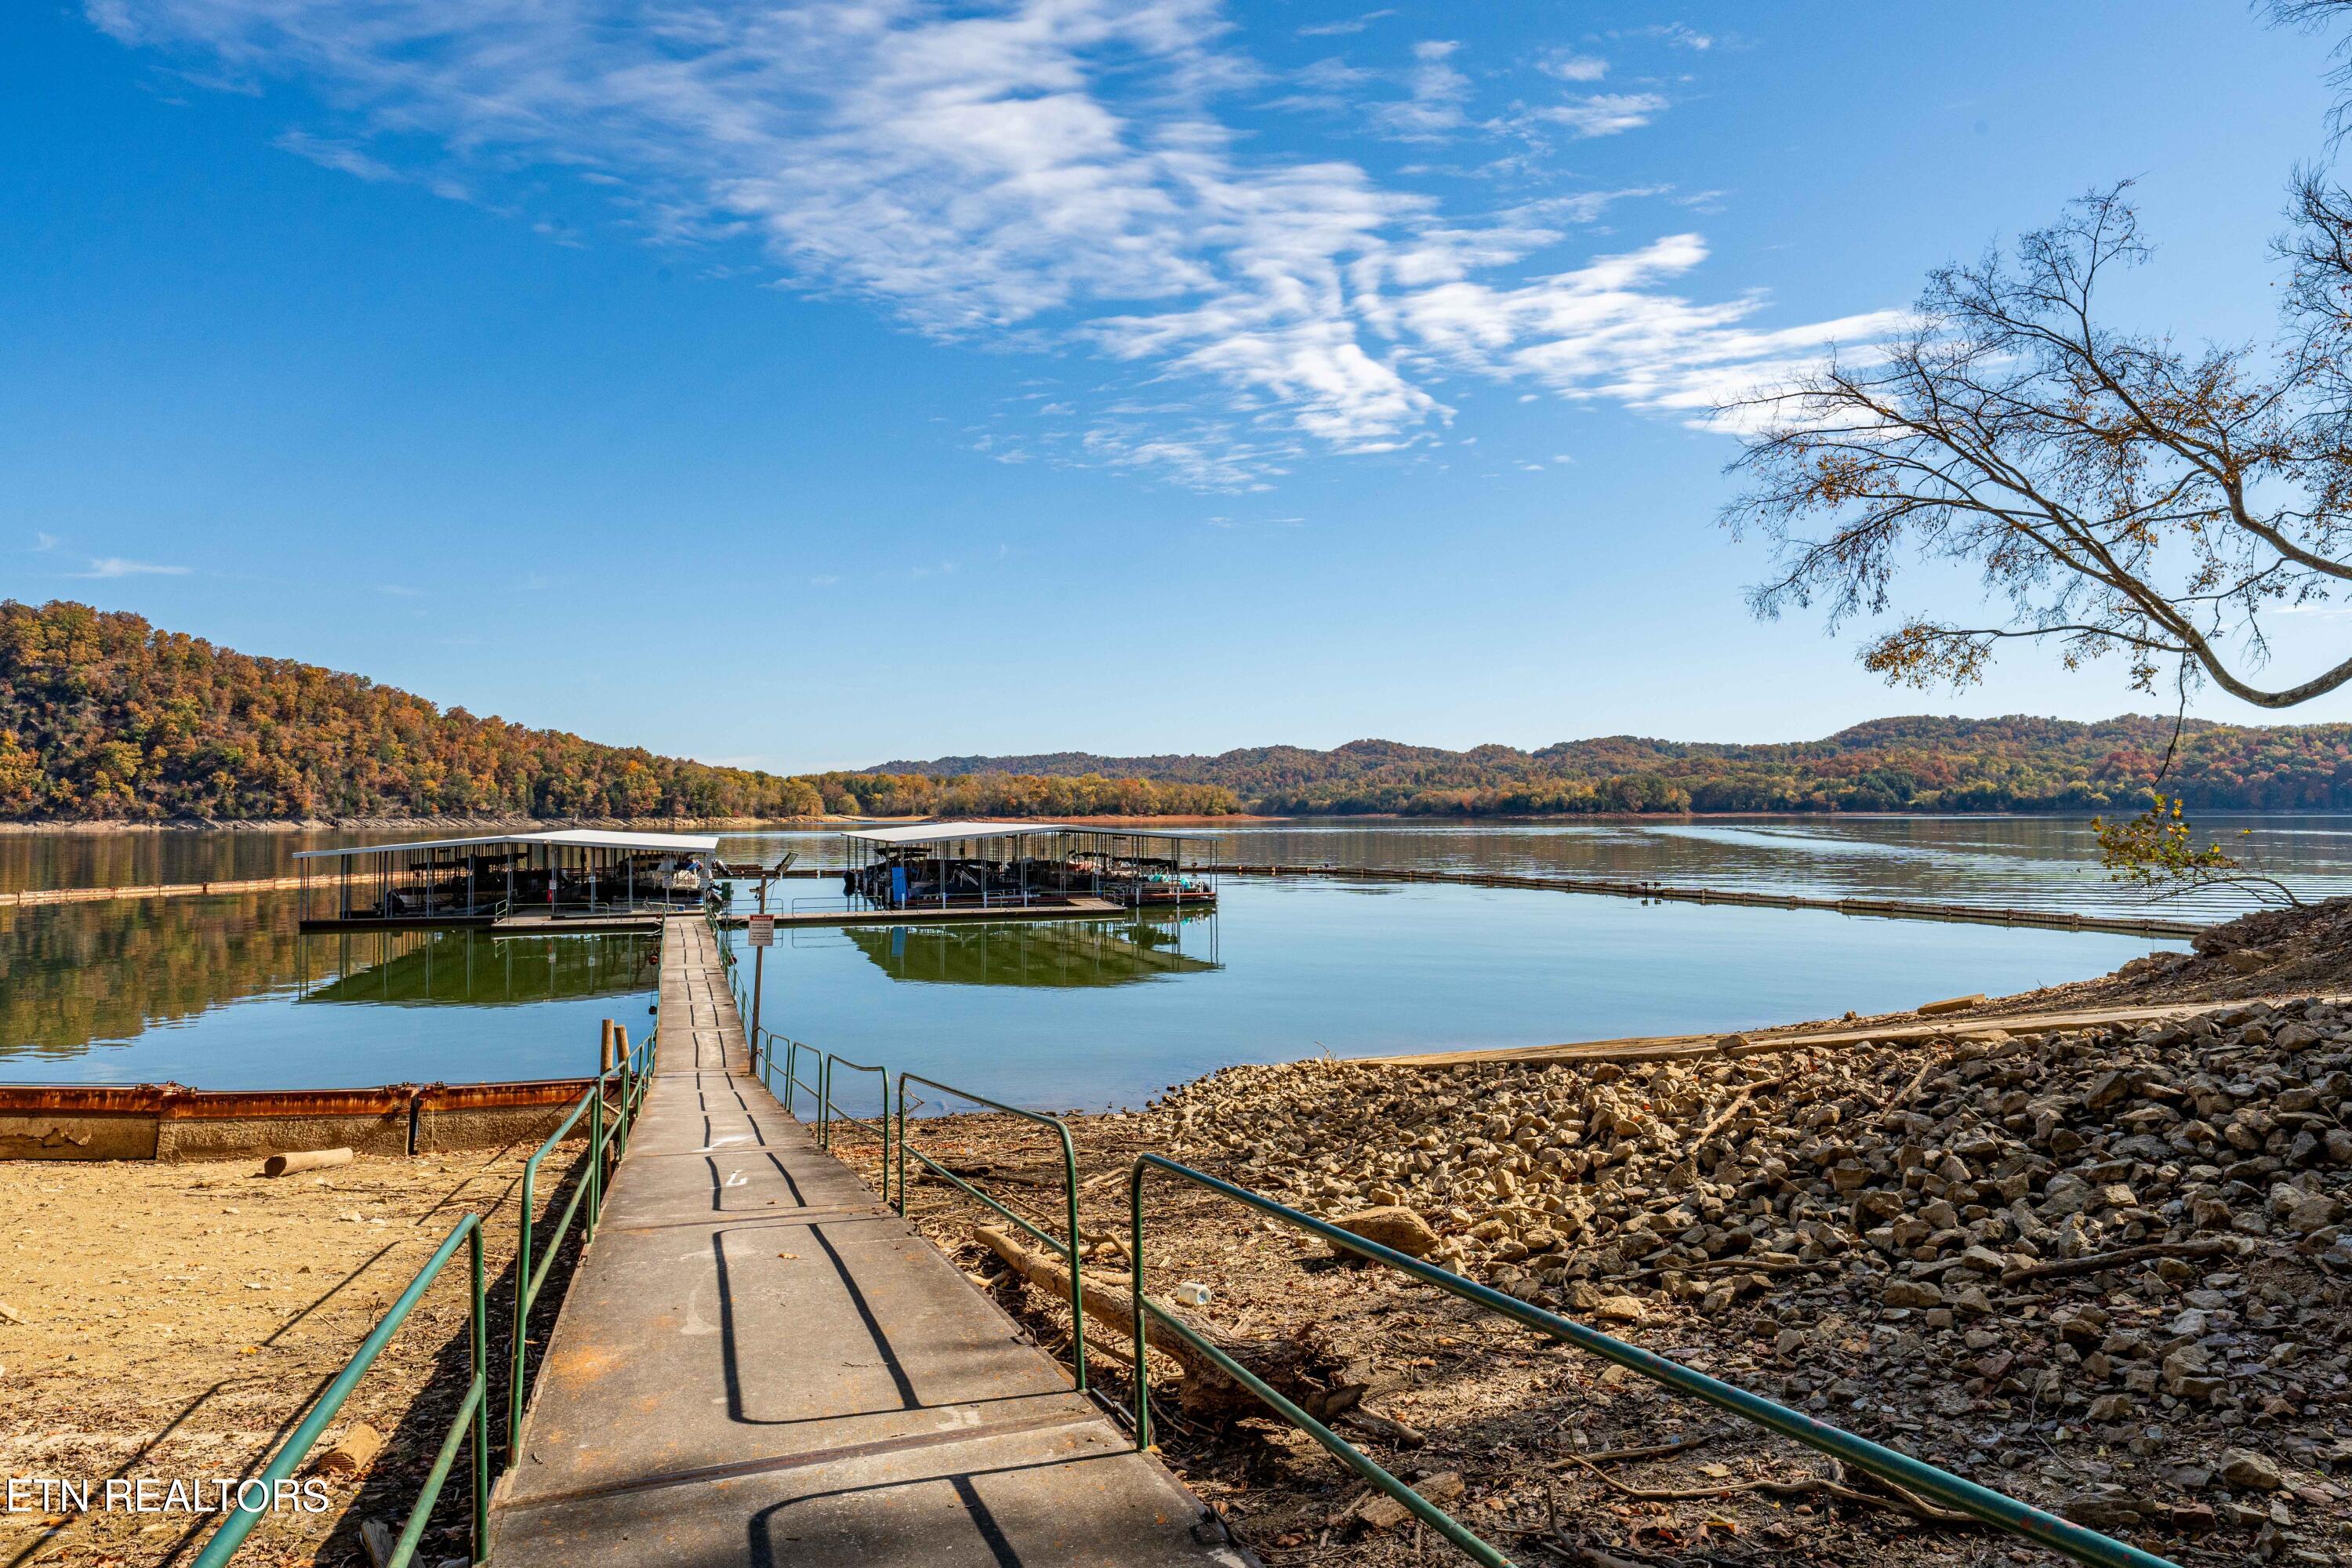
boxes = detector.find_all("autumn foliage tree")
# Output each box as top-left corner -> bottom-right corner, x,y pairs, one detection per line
0,601 -> 1234,823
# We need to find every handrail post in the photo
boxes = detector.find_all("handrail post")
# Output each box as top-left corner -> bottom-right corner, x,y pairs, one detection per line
615,1025 -> 634,1160
619,1022 -> 635,1133
508,1157 -> 536,1463
819,1054 -> 893,1203
1059,1121 -> 1087,1395
468,1216 -> 489,1564
189,1215 -> 488,1568
588,1083 -> 604,1238
1129,1162 -> 1150,1452
895,1073 -> 1087,1393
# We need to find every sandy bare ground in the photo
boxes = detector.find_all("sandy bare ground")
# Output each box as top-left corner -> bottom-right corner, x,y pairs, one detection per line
0,1145 -> 589,1568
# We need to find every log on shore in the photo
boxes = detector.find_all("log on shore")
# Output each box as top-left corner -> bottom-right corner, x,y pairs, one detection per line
973,1223 -> 1342,1417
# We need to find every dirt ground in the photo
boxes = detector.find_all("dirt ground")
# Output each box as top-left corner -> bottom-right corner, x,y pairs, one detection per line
0,1144 -> 589,1568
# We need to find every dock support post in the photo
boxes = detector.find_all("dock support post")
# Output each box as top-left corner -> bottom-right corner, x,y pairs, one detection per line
750,945 -> 764,1053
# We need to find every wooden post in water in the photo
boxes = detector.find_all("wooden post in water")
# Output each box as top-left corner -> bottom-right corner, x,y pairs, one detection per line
601,1018 -> 616,1075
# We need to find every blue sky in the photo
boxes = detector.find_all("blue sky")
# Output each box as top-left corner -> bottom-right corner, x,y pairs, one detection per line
3,1 -> 2347,771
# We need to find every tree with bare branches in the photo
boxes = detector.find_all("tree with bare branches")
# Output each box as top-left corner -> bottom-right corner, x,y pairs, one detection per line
1720,183 -> 2352,710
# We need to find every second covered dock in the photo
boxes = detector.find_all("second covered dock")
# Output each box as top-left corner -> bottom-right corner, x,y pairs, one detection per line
836,821 -> 1215,913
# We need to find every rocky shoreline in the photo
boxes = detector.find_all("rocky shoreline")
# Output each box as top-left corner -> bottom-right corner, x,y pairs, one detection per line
871,940 -> 2352,1565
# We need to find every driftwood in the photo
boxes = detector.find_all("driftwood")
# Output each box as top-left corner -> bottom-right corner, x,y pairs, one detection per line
1690,1075 -> 1790,1149
2001,1236 -> 2237,1285
1870,1053 -> 1946,1131
1550,1429 -> 1726,1468
1564,1452 -> 1973,1526
263,1147 -> 352,1177
973,1224 -> 1340,1416
1623,1255 -> 1828,1283
1341,1406 -> 1426,1448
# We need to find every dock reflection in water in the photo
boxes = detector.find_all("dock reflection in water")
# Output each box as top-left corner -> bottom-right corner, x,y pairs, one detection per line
0,893 -> 660,1087
298,929 -> 660,1007
840,909 -> 1219,989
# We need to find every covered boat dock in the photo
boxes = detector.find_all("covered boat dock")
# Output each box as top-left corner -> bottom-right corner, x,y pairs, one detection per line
294,829 -> 720,930
838,822 -> 1214,913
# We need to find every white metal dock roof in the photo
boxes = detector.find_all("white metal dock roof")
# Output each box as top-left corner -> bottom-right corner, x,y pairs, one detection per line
841,821 -> 1207,846
294,829 -> 720,860
841,821 -> 1071,846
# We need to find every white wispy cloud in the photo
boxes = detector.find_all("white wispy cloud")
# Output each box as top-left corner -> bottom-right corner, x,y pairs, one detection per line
73,557 -> 192,578
1537,52 -> 1609,82
274,128 -> 397,182
1369,38 -> 1468,140
1635,23 -> 1713,51
1297,8 -> 1393,37
1534,92 -> 1671,138
85,0 -> 1887,488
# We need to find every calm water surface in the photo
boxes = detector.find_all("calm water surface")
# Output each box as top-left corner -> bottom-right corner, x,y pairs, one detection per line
4,815 -> 2334,1094
719,815 -> 2352,921
746,878 -> 2178,1112
0,892 -> 655,1088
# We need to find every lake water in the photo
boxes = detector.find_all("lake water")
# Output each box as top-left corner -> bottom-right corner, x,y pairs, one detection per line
742,877 -> 2174,1113
0,888 -> 656,1088
2,815 -> 2337,1096
717,814 -> 2352,921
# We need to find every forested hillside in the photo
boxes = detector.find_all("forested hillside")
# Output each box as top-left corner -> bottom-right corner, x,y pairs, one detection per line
17,597 -> 2352,823
0,601 -> 1234,822
876,715 -> 2352,815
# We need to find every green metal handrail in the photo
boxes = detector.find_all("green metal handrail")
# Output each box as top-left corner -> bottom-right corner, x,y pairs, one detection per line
821,1054 -> 891,1202
505,1029 -> 655,1465
1125,1155 -> 2179,1568
781,1037 -> 827,1137
897,1074 -> 1087,1393
191,1215 -> 491,1567
750,1027 -> 808,1120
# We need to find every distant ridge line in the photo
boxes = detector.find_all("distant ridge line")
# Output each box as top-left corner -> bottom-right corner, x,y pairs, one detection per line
862,714 -> 2352,815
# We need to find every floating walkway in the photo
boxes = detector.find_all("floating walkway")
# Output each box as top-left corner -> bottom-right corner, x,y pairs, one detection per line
488,913 -> 1244,1567
1197,862 -> 2207,938
0,873 -> 306,908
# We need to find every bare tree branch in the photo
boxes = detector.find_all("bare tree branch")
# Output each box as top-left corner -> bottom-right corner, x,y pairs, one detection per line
1719,180 -> 2352,709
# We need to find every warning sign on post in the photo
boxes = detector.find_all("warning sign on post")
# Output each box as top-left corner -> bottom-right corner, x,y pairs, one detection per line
746,913 -> 775,947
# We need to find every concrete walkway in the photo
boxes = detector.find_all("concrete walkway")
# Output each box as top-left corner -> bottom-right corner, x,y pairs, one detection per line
490,914 -> 1247,1567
